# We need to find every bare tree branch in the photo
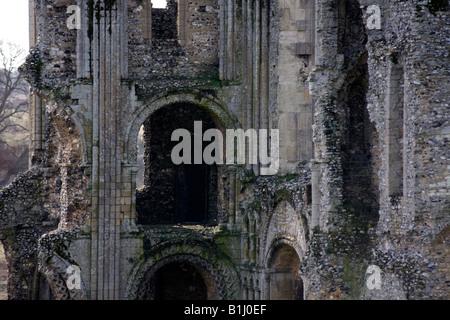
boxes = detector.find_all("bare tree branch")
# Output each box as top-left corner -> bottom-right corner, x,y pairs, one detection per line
0,41 -> 29,143
0,41 -> 29,188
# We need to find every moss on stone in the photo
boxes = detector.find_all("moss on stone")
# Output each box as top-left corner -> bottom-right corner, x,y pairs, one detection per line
19,48 -> 44,90
276,173 -> 299,182
342,256 -> 366,299
273,188 -> 292,207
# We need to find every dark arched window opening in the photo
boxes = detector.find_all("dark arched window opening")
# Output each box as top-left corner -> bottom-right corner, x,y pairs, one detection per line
338,0 -> 379,223
136,103 -> 219,225
339,57 -> 379,219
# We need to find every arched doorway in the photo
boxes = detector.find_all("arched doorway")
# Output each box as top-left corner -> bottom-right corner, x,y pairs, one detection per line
268,244 -> 303,300
136,254 -> 226,300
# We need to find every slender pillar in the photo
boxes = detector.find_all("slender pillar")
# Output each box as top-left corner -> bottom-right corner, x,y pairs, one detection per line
28,0 -> 45,166
264,273 -> 270,300
142,0 -> 152,41
90,0 -> 127,300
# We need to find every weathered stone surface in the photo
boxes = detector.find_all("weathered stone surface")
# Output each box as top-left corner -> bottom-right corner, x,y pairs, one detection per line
0,0 -> 448,300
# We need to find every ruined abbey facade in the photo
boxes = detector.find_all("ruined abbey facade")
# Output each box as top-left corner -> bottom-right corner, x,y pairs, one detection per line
0,0 -> 448,300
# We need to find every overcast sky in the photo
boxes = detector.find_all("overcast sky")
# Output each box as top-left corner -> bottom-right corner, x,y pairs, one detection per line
0,0 -> 29,52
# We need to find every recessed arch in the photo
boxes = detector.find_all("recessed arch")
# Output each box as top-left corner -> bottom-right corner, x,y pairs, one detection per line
126,243 -> 241,300
124,90 -> 240,165
46,102 -> 89,166
132,254 -> 228,300
265,237 -> 303,270
126,90 -> 240,226
267,241 -> 304,300
261,201 -> 308,264
138,256 -> 216,300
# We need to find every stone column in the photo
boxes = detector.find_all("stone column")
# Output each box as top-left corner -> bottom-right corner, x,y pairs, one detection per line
264,273 -> 270,300
142,0 -> 152,41
228,166 -> 237,225
77,0 -> 91,79
254,284 -> 260,300
219,0 -> 235,80
28,0 -> 45,166
90,0 -> 127,300
177,0 -> 187,45
248,278 -> 254,300
241,276 -> 249,300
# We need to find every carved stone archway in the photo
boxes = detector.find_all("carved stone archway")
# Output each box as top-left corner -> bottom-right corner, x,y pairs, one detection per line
126,243 -> 241,300
136,254 -> 225,300
125,90 -> 240,165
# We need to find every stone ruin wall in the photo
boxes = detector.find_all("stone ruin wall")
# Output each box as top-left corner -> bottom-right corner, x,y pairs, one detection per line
0,0 -> 448,300
308,0 -> 449,299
